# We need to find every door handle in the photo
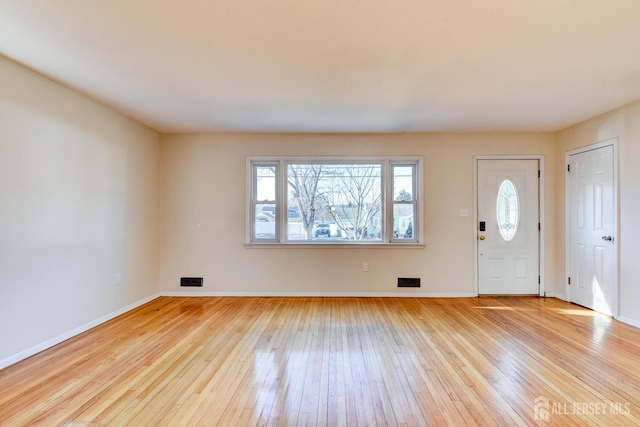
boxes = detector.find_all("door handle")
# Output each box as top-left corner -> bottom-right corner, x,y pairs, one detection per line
479,235 -> 486,240
601,235 -> 614,242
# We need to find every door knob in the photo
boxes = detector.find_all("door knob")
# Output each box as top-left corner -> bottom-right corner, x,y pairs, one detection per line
479,235 -> 486,240
601,235 -> 613,242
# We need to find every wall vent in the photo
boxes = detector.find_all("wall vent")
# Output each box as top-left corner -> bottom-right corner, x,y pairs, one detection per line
180,277 -> 203,287
397,278 -> 421,288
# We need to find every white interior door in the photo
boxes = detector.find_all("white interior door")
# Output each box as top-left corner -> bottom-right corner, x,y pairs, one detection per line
477,160 -> 539,295
567,144 -> 616,315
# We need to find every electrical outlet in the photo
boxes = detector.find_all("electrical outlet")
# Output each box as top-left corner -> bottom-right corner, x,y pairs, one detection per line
362,262 -> 369,272
115,273 -> 122,285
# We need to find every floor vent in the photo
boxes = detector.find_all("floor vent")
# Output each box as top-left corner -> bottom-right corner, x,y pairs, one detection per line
398,278 -> 421,288
181,277 -> 203,287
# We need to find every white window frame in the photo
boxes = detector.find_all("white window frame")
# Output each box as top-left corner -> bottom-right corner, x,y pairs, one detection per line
246,156 -> 424,247
389,162 -> 419,243
249,162 -> 279,243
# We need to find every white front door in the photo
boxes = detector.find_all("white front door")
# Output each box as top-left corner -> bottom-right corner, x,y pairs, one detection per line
477,159 -> 539,295
567,144 -> 616,315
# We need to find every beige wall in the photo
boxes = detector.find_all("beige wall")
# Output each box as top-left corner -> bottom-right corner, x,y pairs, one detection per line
159,133 -> 556,296
0,56 -> 161,365
555,100 -> 640,326
5,49 -> 638,367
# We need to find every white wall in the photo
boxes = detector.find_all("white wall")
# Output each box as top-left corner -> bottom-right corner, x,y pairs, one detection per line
0,56 -> 161,366
160,132 -> 556,296
555,100 -> 640,326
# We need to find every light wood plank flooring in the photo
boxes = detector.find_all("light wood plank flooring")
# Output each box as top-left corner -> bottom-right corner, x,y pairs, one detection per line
1,297 -> 639,426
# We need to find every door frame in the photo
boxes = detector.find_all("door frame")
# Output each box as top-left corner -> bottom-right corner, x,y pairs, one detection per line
564,139 -> 619,317
473,155 -> 545,296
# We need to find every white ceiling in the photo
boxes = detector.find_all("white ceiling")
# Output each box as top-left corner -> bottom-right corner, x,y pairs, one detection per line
2,0 -> 640,133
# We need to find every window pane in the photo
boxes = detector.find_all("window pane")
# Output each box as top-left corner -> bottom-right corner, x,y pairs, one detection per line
393,165 -> 414,201
256,166 -> 276,201
393,204 -> 414,239
287,164 -> 323,240
254,203 -> 276,239
287,163 -> 382,241
496,179 -> 519,241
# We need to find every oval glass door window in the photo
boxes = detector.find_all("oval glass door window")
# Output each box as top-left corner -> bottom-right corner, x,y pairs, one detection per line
496,179 -> 519,241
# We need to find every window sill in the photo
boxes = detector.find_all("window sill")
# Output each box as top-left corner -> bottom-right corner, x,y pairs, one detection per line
245,242 -> 426,249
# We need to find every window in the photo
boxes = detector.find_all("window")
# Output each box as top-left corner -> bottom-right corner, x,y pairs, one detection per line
496,179 -> 519,241
252,163 -> 278,240
248,157 -> 422,245
392,164 -> 416,240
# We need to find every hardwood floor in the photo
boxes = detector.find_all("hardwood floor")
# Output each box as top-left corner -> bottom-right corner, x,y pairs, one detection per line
0,297 -> 639,426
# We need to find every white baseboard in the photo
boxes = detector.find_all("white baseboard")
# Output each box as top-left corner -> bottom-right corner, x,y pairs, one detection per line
618,316 -> 640,329
0,293 -> 161,370
545,293 -> 567,301
160,291 -> 477,298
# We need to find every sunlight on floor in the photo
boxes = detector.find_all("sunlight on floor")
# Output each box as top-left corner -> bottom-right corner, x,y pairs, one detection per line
473,306 -> 537,312
555,309 -> 609,317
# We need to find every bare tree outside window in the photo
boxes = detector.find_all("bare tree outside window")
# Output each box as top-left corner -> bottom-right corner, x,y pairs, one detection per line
287,164 -> 382,241
287,164 -> 324,240
321,164 -> 382,240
